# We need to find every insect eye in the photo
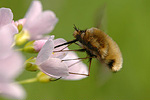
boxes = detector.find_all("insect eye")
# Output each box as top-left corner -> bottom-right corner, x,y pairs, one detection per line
107,59 -> 115,69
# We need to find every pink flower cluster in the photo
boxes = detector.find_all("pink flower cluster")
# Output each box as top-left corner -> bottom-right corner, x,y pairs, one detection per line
0,1 -> 88,99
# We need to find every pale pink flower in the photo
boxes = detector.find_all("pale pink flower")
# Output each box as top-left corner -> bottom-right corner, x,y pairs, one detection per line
0,8 -> 25,99
36,38 -> 88,80
22,0 -> 58,40
0,8 -> 13,28
36,38 -> 69,79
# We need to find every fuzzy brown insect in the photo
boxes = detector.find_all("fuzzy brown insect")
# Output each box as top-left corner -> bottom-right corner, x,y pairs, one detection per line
55,26 -> 123,74
73,27 -> 123,72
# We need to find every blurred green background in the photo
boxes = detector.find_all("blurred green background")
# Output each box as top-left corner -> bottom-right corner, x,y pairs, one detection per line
0,0 -> 150,100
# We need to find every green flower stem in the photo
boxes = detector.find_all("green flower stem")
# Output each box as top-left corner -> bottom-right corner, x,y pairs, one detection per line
18,78 -> 38,84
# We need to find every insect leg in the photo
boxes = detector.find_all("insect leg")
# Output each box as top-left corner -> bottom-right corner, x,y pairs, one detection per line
50,77 -> 62,81
63,56 -> 94,76
49,58 -> 92,80
53,49 -> 86,53
74,42 -> 83,47
68,58 -> 92,76
87,58 -> 92,76
69,72 -> 89,76
61,56 -> 93,61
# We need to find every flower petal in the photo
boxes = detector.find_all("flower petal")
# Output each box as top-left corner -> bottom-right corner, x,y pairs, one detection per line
34,35 -> 55,52
0,8 -> 13,28
24,1 -> 42,24
36,39 -> 54,65
0,23 -> 18,36
51,38 -> 68,59
0,52 -> 24,81
39,58 -> 69,78
0,83 -> 25,99
24,10 -> 58,40
34,39 -> 47,52
0,23 -> 18,59
62,52 -> 88,80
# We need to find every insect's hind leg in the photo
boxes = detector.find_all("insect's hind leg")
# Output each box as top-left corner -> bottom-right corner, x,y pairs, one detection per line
53,48 -> 86,53
50,77 -> 62,81
68,58 -> 93,76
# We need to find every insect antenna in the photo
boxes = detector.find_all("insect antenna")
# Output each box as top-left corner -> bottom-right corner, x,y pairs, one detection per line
73,24 -> 79,32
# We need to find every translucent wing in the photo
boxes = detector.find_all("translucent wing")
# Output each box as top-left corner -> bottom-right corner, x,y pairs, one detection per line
94,4 -> 113,86
94,4 -> 107,32
96,63 -> 112,86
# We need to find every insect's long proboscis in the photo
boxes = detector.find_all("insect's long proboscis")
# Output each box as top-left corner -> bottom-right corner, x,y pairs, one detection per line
54,39 -> 78,49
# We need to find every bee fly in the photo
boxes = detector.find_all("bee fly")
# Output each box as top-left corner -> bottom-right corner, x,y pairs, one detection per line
55,25 -> 123,75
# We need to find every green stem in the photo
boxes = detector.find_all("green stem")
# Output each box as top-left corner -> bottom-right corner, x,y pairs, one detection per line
18,78 -> 38,84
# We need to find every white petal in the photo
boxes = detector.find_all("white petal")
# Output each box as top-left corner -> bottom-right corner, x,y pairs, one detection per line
0,52 -> 24,81
24,11 -> 58,40
0,83 -> 25,99
62,52 -> 88,80
36,39 -> 54,65
0,23 -> 18,59
0,23 -> 18,36
24,1 -> 42,24
39,58 -> 69,78
0,28 -> 12,58
0,8 -> 13,28
51,38 -> 68,59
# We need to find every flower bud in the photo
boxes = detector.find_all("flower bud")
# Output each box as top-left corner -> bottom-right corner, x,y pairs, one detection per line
23,39 -> 48,53
14,18 -> 26,32
14,30 -> 30,46
25,57 -> 38,71
23,41 -> 37,53
33,39 -> 47,52
17,24 -> 23,32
